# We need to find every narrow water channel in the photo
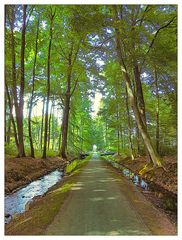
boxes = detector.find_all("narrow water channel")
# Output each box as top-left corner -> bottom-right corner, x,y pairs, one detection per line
106,158 -> 177,215
5,169 -> 64,224
107,159 -> 149,190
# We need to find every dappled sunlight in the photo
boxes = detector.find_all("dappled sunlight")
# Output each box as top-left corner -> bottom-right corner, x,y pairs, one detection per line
106,229 -> 150,236
89,197 -> 104,202
71,187 -> 83,191
89,195 -> 119,202
51,183 -> 74,194
86,228 -> 150,236
83,169 -> 106,174
107,230 -> 120,236
98,178 -> 118,183
73,182 -> 84,187
86,230 -> 120,235
93,189 -> 106,192
107,196 -> 118,200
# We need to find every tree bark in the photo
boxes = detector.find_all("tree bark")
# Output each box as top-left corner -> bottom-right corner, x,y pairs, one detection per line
40,97 -> 45,150
116,107 -> 120,155
155,68 -> 160,153
48,100 -> 54,150
28,17 -> 39,158
125,86 -> 135,160
60,50 -> 73,159
136,124 -> 140,155
8,6 -> 22,156
130,6 -> 152,162
42,10 -> 55,159
120,123 -> 123,149
61,82 -> 71,158
17,5 -> 27,157
126,76 -> 161,166
112,5 -> 161,166
7,115 -> 11,144
51,103 -> 55,151
5,93 -> 7,143
58,128 -> 62,151
133,64 -> 147,126
5,83 -> 19,148
133,64 -> 152,162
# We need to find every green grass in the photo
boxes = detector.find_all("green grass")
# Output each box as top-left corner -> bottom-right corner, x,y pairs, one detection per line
66,155 -> 91,174
100,155 -> 116,162
5,142 -> 18,156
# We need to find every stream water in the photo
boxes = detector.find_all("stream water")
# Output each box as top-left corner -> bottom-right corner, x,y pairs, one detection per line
5,169 -> 64,224
107,159 -> 149,190
107,158 -> 177,216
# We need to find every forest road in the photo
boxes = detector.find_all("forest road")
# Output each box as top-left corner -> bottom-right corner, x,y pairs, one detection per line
44,153 -> 176,235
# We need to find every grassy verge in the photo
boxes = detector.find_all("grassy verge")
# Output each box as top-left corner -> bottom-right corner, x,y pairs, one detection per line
5,156 -> 90,235
66,155 -> 91,174
100,155 -> 116,162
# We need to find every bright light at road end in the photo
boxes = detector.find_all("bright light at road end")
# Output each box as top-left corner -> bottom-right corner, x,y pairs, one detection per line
91,92 -> 102,118
141,72 -> 148,78
93,144 -> 97,152
96,59 -> 105,66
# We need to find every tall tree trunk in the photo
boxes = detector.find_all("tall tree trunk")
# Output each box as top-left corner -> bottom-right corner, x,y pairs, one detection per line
133,64 -> 147,126
8,6 -> 22,156
136,124 -> 140,155
130,6 -> 152,162
61,55 -> 72,159
60,40 -> 81,158
105,120 -> 108,147
17,5 -> 27,157
116,109 -> 120,155
125,86 -> 135,160
58,128 -> 62,151
40,97 -> 45,150
28,17 -> 39,158
7,116 -> 11,144
133,64 -> 152,162
155,68 -> 160,153
81,125 -> 83,153
120,123 -> 123,149
51,103 -> 55,151
126,77 -> 161,166
5,93 -> 7,143
61,91 -> 71,158
5,83 -> 19,148
42,11 -> 55,159
112,5 -> 161,167
117,127 -> 120,155
48,100 -> 54,150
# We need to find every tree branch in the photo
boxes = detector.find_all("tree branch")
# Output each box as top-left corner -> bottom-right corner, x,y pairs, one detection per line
70,71 -> 83,96
26,6 -> 34,29
141,16 -> 177,68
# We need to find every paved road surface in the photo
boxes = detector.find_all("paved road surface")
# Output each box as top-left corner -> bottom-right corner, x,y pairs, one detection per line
45,154 -> 153,235
44,153 -> 175,235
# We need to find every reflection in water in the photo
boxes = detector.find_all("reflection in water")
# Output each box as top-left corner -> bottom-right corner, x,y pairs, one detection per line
5,169 -> 64,224
107,160 -> 148,191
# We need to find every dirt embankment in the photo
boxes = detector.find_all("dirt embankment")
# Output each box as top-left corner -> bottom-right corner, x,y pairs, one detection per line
112,155 -> 177,225
5,158 -> 89,235
114,155 -> 177,197
5,156 -> 67,194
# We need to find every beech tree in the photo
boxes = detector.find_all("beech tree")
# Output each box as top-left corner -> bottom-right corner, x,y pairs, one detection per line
42,7 -> 56,159
5,5 -> 177,164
